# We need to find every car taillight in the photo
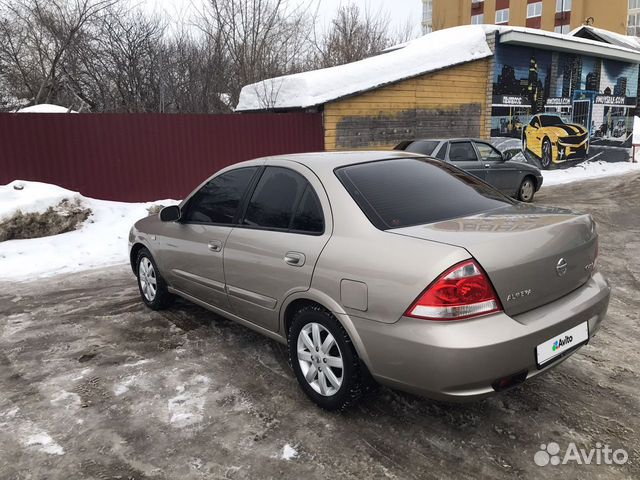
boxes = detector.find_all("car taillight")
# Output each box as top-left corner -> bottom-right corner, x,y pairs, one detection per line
405,260 -> 502,321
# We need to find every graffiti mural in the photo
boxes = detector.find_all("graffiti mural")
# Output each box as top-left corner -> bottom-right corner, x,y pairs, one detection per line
491,44 -> 639,167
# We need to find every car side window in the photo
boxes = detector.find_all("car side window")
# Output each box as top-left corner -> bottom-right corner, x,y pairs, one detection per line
530,117 -> 540,128
433,143 -> 447,160
291,185 -> 324,233
243,167 -> 308,230
474,142 -> 503,162
448,142 -> 478,162
183,167 -> 258,224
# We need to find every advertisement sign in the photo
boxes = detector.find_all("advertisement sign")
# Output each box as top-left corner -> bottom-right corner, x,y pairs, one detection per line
491,44 -> 639,167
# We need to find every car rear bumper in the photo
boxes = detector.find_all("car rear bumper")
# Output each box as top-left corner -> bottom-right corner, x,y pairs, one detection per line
351,272 -> 610,402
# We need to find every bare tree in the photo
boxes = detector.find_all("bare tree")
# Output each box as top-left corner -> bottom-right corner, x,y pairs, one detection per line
196,0 -> 314,107
311,3 -> 396,68
0,0 -> 119,108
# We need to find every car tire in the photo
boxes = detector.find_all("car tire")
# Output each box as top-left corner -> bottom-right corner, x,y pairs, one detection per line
517,176 -> 535,203
541,138 -> 553,169
288,305 -> 364,411
136,247 -> 173,310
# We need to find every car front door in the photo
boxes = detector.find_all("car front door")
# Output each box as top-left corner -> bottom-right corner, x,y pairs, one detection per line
474,141 -> 519,194
157,166 -> 260,310
223,162 -> 332,332
447,141 -> 486,181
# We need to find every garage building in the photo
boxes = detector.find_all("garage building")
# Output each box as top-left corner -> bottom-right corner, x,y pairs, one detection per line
237,25 -> 640,161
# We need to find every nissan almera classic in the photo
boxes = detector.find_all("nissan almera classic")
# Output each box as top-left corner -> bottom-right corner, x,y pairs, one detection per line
129,152 -> 611,410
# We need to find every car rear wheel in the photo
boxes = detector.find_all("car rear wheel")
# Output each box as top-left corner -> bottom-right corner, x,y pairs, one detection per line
288,305 -> 364,411
541,138 -> 552,169
136,248 -> 172,310
518,177 -> 535,203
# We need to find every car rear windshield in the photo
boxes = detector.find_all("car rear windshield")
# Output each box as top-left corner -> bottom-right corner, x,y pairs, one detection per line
403,140 -> 440,156
335,158 -> 514,230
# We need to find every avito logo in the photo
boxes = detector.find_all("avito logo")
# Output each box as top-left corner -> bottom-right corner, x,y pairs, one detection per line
552,335 -> 573,352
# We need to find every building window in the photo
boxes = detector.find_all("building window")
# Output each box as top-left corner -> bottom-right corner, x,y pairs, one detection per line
495,8 -> 509,24
422,0 -> 433,34
628,11 -> 640,35
630,0 -> 640,10
556,0 -> 572,12
554,24 -> 571,33
527,2 -> 543,18
423,0 -> 432,21
472,0 -> 484,3
471,13 -> 484,24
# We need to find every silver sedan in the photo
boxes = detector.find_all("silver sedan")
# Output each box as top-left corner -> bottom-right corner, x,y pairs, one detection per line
129,152 -> 610,410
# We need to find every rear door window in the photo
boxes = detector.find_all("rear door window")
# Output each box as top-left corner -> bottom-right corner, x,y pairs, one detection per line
335,158 -> 513,230
448,142 -> 478,162
433,143 -> 447,160
290,186 -> 324,234
243,167 -> 308,230
183,167 -> 258,224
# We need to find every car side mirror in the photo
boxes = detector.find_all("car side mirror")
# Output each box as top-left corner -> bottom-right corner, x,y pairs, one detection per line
159,205 -> 181,222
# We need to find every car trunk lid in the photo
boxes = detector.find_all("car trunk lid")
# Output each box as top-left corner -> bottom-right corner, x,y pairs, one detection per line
390,204 -> 598,316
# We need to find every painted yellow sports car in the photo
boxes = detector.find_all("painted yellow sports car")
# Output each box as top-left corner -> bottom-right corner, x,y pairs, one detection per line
522,114 -> 589,169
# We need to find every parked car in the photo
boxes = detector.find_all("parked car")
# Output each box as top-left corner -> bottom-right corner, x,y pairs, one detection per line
129,152 -> 610,411
395,138 -> 543,202
522,114 -> 589,168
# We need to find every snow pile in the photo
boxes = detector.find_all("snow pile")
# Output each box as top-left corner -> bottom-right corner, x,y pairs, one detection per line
280,444 -> 298,461
543,160 -> 640,186
236,25 -> 494,110
0,181 -> 178,281
570,25 -> 640,51
16,104 -> 77,113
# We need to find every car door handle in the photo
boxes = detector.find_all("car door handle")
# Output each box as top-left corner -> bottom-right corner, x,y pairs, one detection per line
484,163 -> 491,168
284,252 -> 305,267
208,240 -> 223,252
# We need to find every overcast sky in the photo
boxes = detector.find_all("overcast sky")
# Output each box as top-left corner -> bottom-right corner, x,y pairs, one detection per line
146,0 -> 423,34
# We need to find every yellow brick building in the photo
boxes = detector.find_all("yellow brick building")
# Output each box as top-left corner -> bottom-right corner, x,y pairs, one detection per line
423,0 -> 628,35
323,59 -> 491,150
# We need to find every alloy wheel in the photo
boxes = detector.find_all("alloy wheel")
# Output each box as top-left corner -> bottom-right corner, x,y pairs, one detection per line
520,179 -> 534,202
139,257 -> 157,302
297,322 -> 344,396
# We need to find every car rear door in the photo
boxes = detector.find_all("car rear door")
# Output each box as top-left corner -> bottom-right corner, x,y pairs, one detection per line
223,161 -> 332,332
447,141 -> 486,181
157,166 -> 260,310
474,141 -> 520,194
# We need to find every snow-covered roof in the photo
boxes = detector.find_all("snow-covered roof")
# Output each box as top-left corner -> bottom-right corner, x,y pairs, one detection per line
237,24 -> 640,112
236,25 -> 494,111
16,104 -> 77,113
569,25 -> 640,52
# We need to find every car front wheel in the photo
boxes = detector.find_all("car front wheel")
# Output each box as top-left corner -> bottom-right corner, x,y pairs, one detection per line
136,247 -> 173,310
288,305 -> 364,411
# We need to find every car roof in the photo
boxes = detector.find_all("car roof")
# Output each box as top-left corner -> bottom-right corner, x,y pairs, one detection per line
231,150 -> 422,173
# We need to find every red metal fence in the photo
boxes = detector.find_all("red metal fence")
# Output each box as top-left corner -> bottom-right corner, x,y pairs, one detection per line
0,113 -> 324,201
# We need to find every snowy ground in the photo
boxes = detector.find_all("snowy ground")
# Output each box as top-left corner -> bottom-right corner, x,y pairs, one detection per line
0,181 -> 178,281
